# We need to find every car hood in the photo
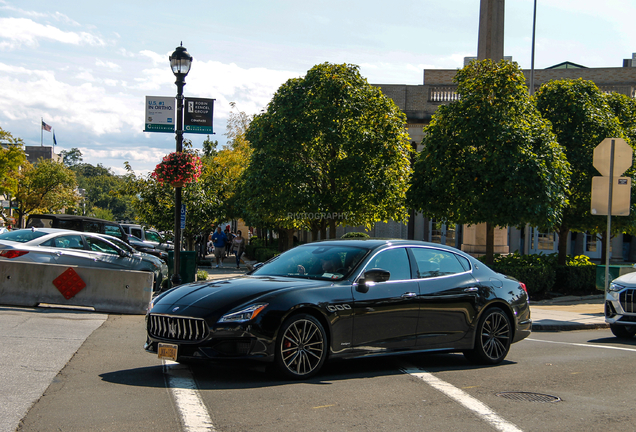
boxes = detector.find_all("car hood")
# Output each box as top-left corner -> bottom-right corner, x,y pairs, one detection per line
614,270 -> 636,286
150,275 -> 330,318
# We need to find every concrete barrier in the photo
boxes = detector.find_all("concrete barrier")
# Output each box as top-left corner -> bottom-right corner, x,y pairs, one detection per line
0,261 -> 153,314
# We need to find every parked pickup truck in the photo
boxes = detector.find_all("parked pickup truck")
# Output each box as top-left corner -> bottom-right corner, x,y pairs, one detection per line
120,224 -> 173,251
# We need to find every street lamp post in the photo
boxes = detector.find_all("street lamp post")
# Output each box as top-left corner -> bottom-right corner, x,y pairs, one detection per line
169,42 -> 192,285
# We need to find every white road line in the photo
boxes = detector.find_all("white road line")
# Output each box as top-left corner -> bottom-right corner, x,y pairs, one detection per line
163,360 -> 216,432
401,365 -> 524,432
526,338 -> 636,352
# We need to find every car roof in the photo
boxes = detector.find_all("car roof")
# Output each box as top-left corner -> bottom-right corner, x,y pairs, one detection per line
299,238 -> 477,259
28,214 -> 121,224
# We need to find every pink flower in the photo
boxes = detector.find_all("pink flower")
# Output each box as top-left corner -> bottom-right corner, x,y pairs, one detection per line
152,151 -> 203,186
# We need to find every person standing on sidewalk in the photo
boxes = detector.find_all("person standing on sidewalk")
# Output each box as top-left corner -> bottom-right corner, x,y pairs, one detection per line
231,230 -> 246,269
211,226 -> 228,268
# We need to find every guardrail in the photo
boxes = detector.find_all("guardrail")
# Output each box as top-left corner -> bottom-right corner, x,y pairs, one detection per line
0,261 -> 153,314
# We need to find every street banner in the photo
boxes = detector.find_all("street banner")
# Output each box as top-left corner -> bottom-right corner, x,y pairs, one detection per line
144,96 -> 175,133
184,97 -> 214,134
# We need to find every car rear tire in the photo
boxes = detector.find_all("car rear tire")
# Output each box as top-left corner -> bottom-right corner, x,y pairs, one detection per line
610,323 -> 636,339
464,307 -> 511,365
275,314 -> 327,380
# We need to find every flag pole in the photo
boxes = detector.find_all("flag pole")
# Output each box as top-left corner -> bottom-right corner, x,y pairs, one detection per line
41,117 -> 43,147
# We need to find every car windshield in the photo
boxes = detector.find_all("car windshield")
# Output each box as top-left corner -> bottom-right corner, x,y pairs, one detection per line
252,244 -> 369,280
104,236 -> 136,253
0,229 -> 49,243
145,231 -> 163,243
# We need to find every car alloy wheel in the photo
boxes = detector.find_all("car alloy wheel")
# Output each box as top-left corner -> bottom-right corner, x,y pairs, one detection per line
464,307 -> 511,365
275,314 -> 327,379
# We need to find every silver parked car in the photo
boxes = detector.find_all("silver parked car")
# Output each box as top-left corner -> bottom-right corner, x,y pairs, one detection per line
0,228 -> 167,292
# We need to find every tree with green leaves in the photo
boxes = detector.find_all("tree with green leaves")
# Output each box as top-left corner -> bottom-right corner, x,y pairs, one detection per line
241,62 -> 412,248
407,59 -> 570,264
59,147 -> 83,167
121,148 -> 223,250
535,79 -> 627,264
0,127 -> 26,200
13,159 -> 79,226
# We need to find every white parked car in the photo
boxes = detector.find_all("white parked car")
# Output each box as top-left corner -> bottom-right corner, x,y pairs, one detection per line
0,228 -> 167,292
605,269 -> 636,339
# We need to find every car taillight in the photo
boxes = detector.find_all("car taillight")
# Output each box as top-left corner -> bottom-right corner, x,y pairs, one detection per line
519,282 -> 528,294
0,250 -> 29,259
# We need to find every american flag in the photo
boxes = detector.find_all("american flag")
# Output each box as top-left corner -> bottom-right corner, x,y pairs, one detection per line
42,121 -> 52,132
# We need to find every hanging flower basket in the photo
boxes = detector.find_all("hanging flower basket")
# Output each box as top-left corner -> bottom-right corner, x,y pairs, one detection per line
151,151 -> 202,188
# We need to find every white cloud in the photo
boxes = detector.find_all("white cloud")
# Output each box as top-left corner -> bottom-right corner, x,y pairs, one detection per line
0,17 -> 105,49
95,59 -> 121,71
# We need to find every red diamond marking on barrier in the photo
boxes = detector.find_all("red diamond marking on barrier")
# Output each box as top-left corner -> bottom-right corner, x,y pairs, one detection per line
52,268 -> 86,300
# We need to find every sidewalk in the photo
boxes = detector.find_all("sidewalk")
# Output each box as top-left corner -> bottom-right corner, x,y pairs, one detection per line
198,253 -> 257,280
530,294 -> 608,331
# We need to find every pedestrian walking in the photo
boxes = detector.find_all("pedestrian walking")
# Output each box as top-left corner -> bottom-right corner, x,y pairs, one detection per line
224,228 -> 234,257
211,226 -> 228,268
231,230 -> 246,269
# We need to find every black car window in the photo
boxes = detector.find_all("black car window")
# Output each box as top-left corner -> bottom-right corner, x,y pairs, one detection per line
411,248 -> 466,278
104,224 -> 123,238
252,245 -> 368,280
57,219 -> 81,230
26,217 -> 52,228
367,248 -> 411,281
83,221 -> 101,234
86,237 -> 119,255
0,229 -> 49,243
131,228 -> 142,238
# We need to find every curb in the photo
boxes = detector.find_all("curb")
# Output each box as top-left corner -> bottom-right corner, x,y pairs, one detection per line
531,323 -> 609,332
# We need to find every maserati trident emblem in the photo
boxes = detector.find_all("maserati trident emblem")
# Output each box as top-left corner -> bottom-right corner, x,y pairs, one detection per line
169,322 -> 177,338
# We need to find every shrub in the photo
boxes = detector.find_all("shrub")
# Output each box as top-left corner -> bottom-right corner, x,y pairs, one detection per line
341,231 -> 370,238
485,252 -> 597,299
196,269 -> 209,281
490,264 -> 556,298
255,247 -> 278,262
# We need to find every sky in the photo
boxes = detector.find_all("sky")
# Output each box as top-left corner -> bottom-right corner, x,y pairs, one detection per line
1,0 -> 635,176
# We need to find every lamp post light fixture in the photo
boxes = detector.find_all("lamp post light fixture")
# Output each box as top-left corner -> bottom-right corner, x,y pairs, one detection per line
169,42 -> 192,285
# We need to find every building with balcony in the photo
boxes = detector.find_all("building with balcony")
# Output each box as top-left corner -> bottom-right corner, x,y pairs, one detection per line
367,55 -> 636,260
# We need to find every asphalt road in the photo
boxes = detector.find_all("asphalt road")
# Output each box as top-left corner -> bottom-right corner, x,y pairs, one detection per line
5,305 -> 636,432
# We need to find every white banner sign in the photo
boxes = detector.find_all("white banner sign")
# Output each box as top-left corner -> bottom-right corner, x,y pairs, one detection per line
144,96 -> 175,133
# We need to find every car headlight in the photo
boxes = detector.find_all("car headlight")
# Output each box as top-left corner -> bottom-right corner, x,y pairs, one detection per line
609,282 -> 626,292
218,304 -> 268,323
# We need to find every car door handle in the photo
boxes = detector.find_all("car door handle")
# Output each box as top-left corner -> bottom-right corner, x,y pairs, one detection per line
401,292 -> 417,298
464,287 -> 479,293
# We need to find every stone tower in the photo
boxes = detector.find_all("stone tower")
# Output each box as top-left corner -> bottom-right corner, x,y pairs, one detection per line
477,0 -> 505,61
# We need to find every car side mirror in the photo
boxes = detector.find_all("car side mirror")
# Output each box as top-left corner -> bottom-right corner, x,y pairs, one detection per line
119,250 -> 132,258
356,268 -> 391,293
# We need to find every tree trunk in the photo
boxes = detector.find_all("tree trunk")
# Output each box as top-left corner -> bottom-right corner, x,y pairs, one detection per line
277,228 -> 295,252
557,225 -> 569,265
485,223 -> 494,265
320,221 -> 327,241
329,219 -> 337,239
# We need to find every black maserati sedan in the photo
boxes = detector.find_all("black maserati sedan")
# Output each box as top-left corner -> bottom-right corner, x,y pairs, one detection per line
145,239 -> 531,379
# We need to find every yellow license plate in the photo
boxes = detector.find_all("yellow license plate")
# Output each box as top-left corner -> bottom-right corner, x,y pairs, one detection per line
157,343 -> 178,361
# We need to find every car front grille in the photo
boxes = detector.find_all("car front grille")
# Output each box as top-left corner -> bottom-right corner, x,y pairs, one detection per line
148,314 -> 208,341
619,289 -> 636,314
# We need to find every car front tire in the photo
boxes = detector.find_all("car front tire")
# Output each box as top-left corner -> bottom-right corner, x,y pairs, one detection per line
275,314 -> 327,380
610,323 -> 636,339
464,307 -> 511,365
